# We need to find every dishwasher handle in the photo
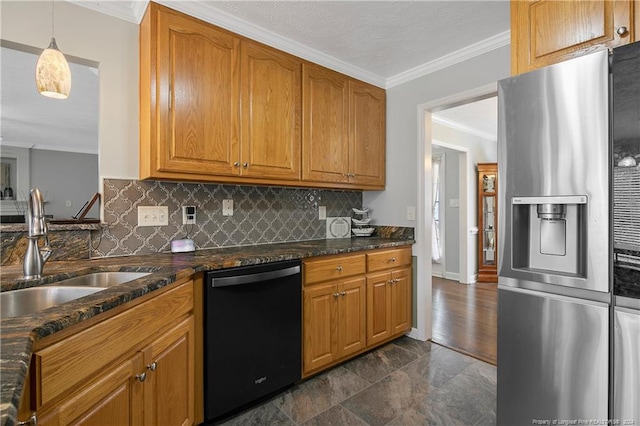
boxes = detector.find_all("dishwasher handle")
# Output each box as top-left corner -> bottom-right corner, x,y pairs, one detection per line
209,265 -> 301,288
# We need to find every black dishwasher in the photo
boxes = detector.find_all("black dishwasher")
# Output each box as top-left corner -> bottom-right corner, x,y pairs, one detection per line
203,260 -> 301,422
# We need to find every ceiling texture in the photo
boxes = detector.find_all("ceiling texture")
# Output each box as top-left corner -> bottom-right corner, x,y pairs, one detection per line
1,1 -> 507,154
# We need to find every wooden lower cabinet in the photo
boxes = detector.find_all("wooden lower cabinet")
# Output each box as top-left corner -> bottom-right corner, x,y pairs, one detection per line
303,247 -> 413,376
303,277 -> 366,375
22,278 -> 198,426
366,267 -> 412,346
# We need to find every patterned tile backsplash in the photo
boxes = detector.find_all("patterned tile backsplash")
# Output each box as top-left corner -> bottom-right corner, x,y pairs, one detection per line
91,179 -> 363,257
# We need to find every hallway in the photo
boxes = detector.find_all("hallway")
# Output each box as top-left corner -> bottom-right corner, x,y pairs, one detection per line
431,277 -> 498,365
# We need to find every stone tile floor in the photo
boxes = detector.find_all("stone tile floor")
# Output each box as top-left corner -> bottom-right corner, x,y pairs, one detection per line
215,337 -> 496,425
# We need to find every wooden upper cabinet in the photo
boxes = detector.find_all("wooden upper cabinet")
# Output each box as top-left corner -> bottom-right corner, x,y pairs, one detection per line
141,2 -> 386,190
511,0 -> 638,75
240,41 -> 301,180
143,3 -> 241,177
302,63 -> 386,189
349,80 -> 386,188
302,63 -> 350,184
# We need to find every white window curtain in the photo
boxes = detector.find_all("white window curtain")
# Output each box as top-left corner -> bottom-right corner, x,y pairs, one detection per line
432,154 -> 443,263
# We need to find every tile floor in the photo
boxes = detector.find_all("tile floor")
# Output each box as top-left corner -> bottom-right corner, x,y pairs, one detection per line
215,337 -> 496,425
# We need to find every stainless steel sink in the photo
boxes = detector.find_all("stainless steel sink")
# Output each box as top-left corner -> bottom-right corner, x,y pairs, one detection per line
1,286 -> 107,318
52,271 -> 151,287
0,272 -> 151,318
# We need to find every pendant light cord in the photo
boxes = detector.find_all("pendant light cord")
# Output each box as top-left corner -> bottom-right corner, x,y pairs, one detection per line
51,0 -> 55,38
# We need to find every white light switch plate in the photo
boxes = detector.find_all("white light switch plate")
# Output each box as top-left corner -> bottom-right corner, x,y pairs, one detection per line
406,206 -> 416,221
138,206 -> 169,226
222,199 -> 233,216
319,206 -> 326,220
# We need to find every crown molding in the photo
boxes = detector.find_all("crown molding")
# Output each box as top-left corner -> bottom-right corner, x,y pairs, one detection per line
155,0 -> 386,87
67,1 -> 508,89
68,1 -> 148,24
386,31 -> 510,89
431,116 -> 496,142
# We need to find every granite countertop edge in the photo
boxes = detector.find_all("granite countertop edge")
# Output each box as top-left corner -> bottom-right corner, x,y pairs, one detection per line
0,237 -> 414,426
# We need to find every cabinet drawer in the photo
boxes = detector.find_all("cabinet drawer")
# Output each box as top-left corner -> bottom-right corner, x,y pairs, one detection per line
367,247 -> 412,272
304,254 -> 366,285
35,280 -> 194,407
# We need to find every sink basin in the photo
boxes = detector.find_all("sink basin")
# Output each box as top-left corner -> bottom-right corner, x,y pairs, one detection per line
52,272 -> 151,287
0,272 -> 151,318
1,286 -> 107,318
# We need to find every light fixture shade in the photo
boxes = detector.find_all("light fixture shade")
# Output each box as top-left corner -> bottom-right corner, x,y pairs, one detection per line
35,37 -> 71,99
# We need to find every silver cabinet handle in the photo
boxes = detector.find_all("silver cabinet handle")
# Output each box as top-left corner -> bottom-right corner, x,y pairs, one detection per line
17,413 -> 37,426
617,26 -> 628,36
147,362 -> 157,371
243,162 -> 249,168
387,280 -> 393,284
333,292 -> 339,298
135,372 -> 147,382
390,257 -> 397,262
234,162 -> 240,167
340,291 -> 346,296
336,266 -> 343,271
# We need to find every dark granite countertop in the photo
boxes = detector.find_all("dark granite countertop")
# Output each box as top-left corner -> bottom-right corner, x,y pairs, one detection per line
0,237 -> 413,426
614,245 -> 640,300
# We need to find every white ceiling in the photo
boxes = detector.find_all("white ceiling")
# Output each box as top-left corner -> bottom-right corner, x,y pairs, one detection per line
1,1 -> 506,153
433,97 -> 497,142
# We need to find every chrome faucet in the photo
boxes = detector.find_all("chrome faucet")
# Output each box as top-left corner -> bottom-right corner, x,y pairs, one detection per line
23,188 -> 52,279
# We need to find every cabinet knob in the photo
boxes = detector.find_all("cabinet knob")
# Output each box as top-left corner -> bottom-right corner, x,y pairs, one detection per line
243,162 -> 249,168
333,292 -> 339,298
336,265 -> 343,271
234,162 -> 240,167
390,257 -> 397,262
147,362 -> 157,371
616,26 -> 628,36
135,372 -> 147,382
387,279 -> 393,285
340,291 -> 346,296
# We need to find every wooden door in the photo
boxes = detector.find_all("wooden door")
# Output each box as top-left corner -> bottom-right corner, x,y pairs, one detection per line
302,63 -> 349,183
349,80 -> 386,188
337,277 -> 366,357
38,353 -> 144,426
240,40 -> 301,181
303,283 -> 338,373
145,316 -> 195,426
511,0 -> 635,74
366,271 -> 392,346
390,268 -> 412,336
156,7 -> 240,176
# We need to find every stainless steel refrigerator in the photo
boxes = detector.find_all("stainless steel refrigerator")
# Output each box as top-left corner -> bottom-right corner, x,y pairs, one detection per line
497,42 -> 640,425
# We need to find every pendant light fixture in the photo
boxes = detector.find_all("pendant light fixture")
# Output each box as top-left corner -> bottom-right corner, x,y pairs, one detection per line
35,0 -> 71,99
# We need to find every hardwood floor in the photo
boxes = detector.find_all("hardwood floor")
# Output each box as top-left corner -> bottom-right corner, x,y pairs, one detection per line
431,276 -> 497,365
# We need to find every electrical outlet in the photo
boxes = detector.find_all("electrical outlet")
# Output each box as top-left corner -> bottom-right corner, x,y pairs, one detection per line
222,199 -> 233,216
65,200 -> 72,207
449,198 -> 460,208
138,206 -> 169,226
182,205 -> 196,225
319,206 -> 326,220
406,206 -> 416,221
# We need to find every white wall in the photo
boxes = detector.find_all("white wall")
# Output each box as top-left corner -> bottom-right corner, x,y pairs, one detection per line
1,1 -> 139,180
31,149 -> 99,218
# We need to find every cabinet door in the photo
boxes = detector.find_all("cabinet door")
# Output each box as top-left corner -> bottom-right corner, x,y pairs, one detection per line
38,353 -> 144,426
512,0 -> 634,74
240,41 -> 301,180
349,80 -> 385,188
390,268 -> 412,336
302,63 -> 349,183
366,272 -> 392,346
337,277 -> 366,357
145,316 -> 195,426
303,283 -> 338,373
156,8 -> 240,176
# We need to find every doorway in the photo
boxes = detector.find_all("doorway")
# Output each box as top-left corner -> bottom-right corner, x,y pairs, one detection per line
413,84 -> 498,363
